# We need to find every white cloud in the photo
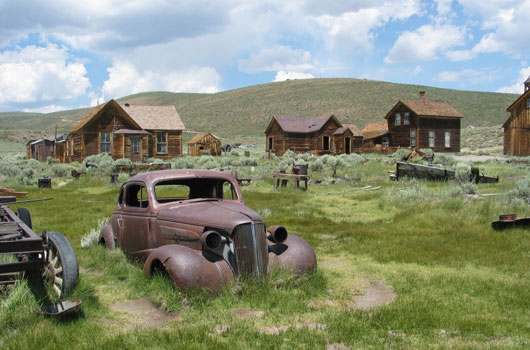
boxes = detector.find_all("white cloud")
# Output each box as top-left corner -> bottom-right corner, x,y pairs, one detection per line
436,69 -> 481,82
273,71 -> 314,82
0,44 -> 90,105
101,61 -> 221,100
22,104 -> 71,113
497,66 -> 530,94
316,0 -> 421,52
238,46 -> 314,73
385,24 -> 466,63
413,65 -> 422,75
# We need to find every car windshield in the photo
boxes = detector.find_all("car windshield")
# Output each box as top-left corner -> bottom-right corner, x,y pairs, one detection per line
154,177 -> 238,203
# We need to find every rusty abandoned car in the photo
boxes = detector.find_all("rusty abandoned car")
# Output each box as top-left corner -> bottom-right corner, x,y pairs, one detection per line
100,170 -> 317,290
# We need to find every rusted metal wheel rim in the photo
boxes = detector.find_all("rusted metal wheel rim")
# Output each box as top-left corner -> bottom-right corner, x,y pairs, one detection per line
42,243 -> 65,300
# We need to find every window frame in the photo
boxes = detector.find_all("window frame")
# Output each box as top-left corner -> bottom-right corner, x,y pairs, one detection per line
395,113 -> 401,126
322,135 -> 330,151
131,137 -> 140,153
410,129 -> 416,147
428,131 -> 435,148
156,132 -> 168,154
100,132 -> 111,153
403,112 -> 410,125
445,131 -> 451,148
526,97 -> 530,108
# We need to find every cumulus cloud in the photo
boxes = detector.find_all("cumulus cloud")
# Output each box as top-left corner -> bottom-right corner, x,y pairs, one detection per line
101,61 -> 221,100
0,44 -> 90,105
238,46 -> 314,73
316,0 -> 421,52
497,66 -> 530,94
384,24 -> 466,63
22,104 -> 71,113
273,71 -> 314,82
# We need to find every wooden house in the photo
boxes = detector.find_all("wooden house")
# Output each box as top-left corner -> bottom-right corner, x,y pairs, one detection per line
503,77 -> 530,156
342,123 -> 363,151
361,122 -> 390,150
187,133 -> 221,156
333,127 -> 354,154
26,134 -> 66,162
264,114 -> 347,155
384,92 -> 463,152
66,100 -> 185,163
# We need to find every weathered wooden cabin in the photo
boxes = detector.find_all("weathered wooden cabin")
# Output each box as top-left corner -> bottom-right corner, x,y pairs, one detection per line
187,133 -> 221,156
333,127 -> 354,154
384,92 -> 463,152
265,114 -> 348,155
26,134 -> 66,162
503,77 -> 530,156
362,122 -> 390,150
66,100 -> 185,163
342,123 -> 363,151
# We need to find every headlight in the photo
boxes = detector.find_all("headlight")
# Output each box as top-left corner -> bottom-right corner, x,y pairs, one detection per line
266,225 -> 288,243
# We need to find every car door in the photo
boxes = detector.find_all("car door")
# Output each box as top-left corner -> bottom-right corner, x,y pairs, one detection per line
120,182 -> 152,260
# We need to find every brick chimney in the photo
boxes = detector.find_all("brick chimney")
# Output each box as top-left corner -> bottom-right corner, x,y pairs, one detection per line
419,91 -> 425,103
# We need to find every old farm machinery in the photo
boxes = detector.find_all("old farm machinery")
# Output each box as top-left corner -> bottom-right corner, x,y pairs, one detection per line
0,196 -> 80,315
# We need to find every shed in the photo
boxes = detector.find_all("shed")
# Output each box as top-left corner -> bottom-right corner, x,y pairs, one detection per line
362,122 -> 390,149
187,133 -> 222,156
66,100 -> 185,163
264,114 -> 345,155
503,77 -> 530,156
342,123 -> 363,151
26,134 -> 66,162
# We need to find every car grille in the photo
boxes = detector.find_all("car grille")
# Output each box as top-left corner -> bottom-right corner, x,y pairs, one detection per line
233,223 -> 268,278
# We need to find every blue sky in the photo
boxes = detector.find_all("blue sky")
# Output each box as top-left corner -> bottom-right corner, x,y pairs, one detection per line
0,0 -> 529,113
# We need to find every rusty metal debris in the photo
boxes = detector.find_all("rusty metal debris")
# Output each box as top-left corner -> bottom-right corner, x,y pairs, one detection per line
491,214 -> 530,230
0,198 -> 80,316
99,169 -> 316,291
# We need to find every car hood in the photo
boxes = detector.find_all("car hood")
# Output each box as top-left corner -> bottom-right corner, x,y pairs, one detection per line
157,200 -> 264,233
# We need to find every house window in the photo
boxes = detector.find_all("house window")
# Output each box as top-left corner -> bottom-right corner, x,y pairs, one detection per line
404,112 -> 410,125
429,131 -> 435,148
445,132 -> 451,148
268,137 -> 273,150
156,132 -> 167,153
410,129 -> 416,147
323,136 -> 330,151
395,113 -> 401,126
131,137 -> 139,153
526,97 -> 530,108
100,132 -> 111,153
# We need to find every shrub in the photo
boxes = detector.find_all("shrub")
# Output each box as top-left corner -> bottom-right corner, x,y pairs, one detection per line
454,163 -> 471,184
433,153 -> 457,167
173,157 -> 196,169
309,159 -> 324,172
230,150 -> 240,156
81,218 -> 108,248
50,163 -> 74,177
508,176 -> 530,204
240,156 -> 258,166
391,149 -> 411,162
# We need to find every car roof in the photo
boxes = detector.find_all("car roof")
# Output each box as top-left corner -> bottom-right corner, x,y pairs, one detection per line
127,169 -> 235,184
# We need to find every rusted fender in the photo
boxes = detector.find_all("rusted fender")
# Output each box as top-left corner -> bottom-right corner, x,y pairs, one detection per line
268,234 -> 317,273
144,244 -> 234,291
100,223 -> 115,249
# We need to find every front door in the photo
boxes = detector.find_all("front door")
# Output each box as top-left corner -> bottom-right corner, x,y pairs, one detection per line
345,137 -> 351,154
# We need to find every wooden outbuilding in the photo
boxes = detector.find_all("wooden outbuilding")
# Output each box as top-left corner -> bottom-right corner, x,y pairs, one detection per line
26,134 -> 66,162
187,133 -> 222,156
66,100 -> 185,163
503,77 -> 530,156
342,123 -> 363,151
384,92 -> 463,152
333,127 -> 354,154
265,114 -> 347,155
362,122 -> 390,150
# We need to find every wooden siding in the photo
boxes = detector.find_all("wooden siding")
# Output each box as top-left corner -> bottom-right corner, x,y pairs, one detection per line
418,118 -> 460,152
504,94 -> 530,156
148,131 -> 182,160
334,129 -> 354,154
387,107 -> 418,148
188,134 -> 221,156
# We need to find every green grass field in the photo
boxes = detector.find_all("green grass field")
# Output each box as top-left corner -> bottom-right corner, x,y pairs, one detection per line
1,153 -> 529,349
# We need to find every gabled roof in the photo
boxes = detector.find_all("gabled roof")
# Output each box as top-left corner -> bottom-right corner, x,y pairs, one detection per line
187,133 -> 220,144
70,99 -> 185,133
265,114 -> 341,134
362,122 -> 389,140
119,103 -> 185,130
385,99 -> 463,120
342,123 -> 362,137
333,126 -> 351,135
503,88 -> 530,127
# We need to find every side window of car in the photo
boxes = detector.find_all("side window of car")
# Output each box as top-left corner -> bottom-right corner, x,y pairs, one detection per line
222,181 -> 237,200
125,184 -> 148,208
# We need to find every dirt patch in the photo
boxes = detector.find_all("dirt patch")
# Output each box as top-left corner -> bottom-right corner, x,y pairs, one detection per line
256,325 -> 289,335
350,278 -> 396,310
233,308 -> 265,319
107,298 -> 181,330
79,267 -> 103,276
326,344 -> 351,350
294,322 -> 327,331
210,324 -> 230,336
